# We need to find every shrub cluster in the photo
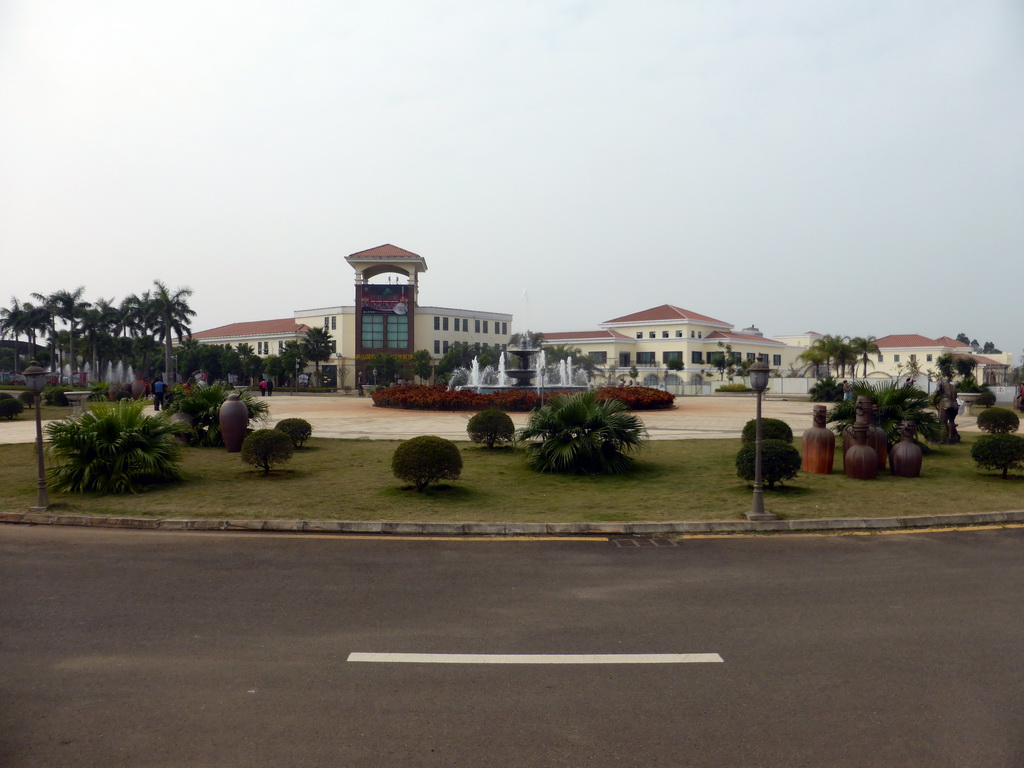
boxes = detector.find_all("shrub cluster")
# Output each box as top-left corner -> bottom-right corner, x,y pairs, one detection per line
466,409 -> 515,448
275,417 -> 313,448
976,407 -> 1019,434
974,390 -> 996,407
392,435 -> 463,491
18,391 -> 35,407
716,384 -> 752,393
43,386 -> 73,407
241,429 -> 294,475
741,418 -> 794,444
372,385 -> 674,412
735,439 -> 801,489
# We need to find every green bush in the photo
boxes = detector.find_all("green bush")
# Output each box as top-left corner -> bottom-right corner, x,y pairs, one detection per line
741,418 -> 793,444
45,400 -> 190,493
0,392 -> 11,399
809,376 -> 843,403
827,381 -> 940,448
467,408 -> 515,448
241,429 -> 295,475
976,407 -> 1019,434
0,397 -> 24,419
974,390 -> 996,408
735,439 -> 801,489
516,391 -> 647,475
18,391 -> 35,407
392,435 -> 463,492
970,433 -> 1024,478
716,384 -> 752,393
275,418 -> 313,448
43,385 -> 72,407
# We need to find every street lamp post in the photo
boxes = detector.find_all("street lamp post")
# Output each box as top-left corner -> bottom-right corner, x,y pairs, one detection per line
747,359 -> 777,521
23,361 -> 50,512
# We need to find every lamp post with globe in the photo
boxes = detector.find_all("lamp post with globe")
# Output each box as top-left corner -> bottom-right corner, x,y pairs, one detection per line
747,360 -> 777,521
23,361 -> 50,512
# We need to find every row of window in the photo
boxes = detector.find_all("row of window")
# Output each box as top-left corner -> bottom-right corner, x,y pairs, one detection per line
323,316 -> 337,330
877,353 -> 932,363
434,340 -> 510,355
635,330 -> 704,340
614,352 -> 782,366
433,316 -> 509,335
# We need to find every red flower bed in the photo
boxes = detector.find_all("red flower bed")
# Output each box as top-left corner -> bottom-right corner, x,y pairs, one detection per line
372,385 -> 675,412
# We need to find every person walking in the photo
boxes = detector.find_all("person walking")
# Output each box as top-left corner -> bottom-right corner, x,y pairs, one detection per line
259,379 -> 267,396
266,378 -> 274,396
152,377 -> 166,411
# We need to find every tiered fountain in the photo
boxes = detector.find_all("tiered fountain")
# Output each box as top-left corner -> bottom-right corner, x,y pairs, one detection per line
450,344 -> 591,393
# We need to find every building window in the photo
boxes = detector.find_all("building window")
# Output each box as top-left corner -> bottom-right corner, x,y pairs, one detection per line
690,331 -> 695,338
773,354 -> 782,366
619,353 -> 631,367
483,343 -> 489,349
758,354 -> 768,363
330,340 -> 336,353
698,332 -> 702,338
475,319 -> 481,333
648,332 -> 655,339
331,317 -> 336,330
691,351 -> 703,364
878,354 -> 884,362
361,314 -> 408,350
676,330 -> 683,337
637,352 -> 655,365
591,351 -> 607,364
663,351 -> 682,365
442,317 -> 449,331
747,353 -> 755,361
926,354 -> 933,362
434,340 -> 440,354
636,332 -> 643,339
443,340 -> 449,353
502,322 -> 508,335
324,317 -> 329,329
662,331 -> 669,338
894,354 -> 901,363
483,320 -> 489,334
434,316 -> 440,330
910,354 -> 917,362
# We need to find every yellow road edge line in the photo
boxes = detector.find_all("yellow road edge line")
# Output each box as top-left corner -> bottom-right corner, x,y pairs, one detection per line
675,523 -> 1024,539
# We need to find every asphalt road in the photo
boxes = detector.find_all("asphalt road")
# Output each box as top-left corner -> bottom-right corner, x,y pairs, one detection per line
2,525 -> 1022,767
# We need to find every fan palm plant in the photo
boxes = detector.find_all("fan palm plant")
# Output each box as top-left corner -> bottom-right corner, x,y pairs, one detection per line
516,390 -> 647,474
45,400 -> 190,493
826,380 -> 940,448
301,327 -> 333,386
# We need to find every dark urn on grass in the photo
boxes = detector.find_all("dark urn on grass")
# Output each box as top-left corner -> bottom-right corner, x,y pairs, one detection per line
889,420 -> 923,478
219,393 -> 249,453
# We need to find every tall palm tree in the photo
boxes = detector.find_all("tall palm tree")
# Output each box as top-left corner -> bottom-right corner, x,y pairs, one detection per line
29,290 -> 59,369
79,298 -> 119,378
849,336 -> 880,378
50,286 -> 90,372
151,281 -> 196,383
301,327 -> 333,386
0,298 -> 27,370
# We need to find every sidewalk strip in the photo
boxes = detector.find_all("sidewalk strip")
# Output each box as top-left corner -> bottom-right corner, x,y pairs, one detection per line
347,652 -> 723,664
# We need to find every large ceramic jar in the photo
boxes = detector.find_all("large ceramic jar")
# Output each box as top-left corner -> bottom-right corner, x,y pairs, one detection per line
890,421 -> 923,478
845,424 -> 878,480
801,404 -> 834,474
219,394 -> 249,453
130,379 -> 147,400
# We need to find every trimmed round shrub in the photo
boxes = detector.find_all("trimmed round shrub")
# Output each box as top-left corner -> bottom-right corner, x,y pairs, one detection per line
741,418 -> 794,444
0,397 -> 24,420
0,392 -> 11,399
275,417 -> 313,448
19,391 -> 35,407
976,407 -> 1019,434
467,408 -> 515,448
43,386 -> 72,407
970,433 -> 1024,479
974,390 -> 996,408
392,435 -> 463,492
736,439 -> 801,489
241,429 -> 294,475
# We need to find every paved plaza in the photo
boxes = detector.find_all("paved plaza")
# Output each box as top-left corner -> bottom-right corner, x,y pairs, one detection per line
0,392 -> 983,444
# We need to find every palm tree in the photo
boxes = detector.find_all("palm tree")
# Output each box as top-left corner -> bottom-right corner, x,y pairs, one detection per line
510,330 -> 544,348
79,298 -> 119,378
826,380 -> 940,448
301,327 -> 333,386
50,286 -> 90,372
849,336 -> 880,378
796,341 -> 829,377
516,390 -> 647,474
0,298 -> 27,370
151,281 -> 196,383
29,290 -> 60,369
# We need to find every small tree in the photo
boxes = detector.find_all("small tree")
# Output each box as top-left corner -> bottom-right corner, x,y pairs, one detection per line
467,409 -> 515,448
976,407 -> 1019,434
0,397 -> 25,420
736,439 -> 801,489
275,418 -> 313,448
741,418 -> 793,444
241,429 -> 294,475
971,434 -> 1024,479
392,435 -> 463,492
411,349 -> 433,384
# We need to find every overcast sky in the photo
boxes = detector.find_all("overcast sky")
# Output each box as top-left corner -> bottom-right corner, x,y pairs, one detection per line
2,1 -> 1022,361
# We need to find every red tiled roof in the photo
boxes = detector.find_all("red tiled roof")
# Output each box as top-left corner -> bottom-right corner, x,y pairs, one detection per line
875,334 -> 944,348
705,330 -> 785,346
541,330 -> 632,342
347,244 -> 422,259
601,304 -> 729,326
962,353 -> 1006,367
191,318 -> 309,340
934,336 -> 964,347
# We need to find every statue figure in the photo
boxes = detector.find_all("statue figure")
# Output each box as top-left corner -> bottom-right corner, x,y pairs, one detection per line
890,420 -> 923,477
845,423 -> 878,480
936,376 -> 960,444
802,404 -> 834,474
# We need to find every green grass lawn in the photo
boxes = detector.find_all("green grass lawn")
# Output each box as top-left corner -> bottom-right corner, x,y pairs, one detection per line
1,435 -> 1021,522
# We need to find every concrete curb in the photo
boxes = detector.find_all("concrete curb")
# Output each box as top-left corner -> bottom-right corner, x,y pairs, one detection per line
2,510 -> 1024,536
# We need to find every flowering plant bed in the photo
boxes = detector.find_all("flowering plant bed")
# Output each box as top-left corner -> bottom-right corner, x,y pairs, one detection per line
371,385 -> 675,411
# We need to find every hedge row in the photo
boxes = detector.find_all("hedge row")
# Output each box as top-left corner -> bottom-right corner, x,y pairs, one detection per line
371,385 -> 675,412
